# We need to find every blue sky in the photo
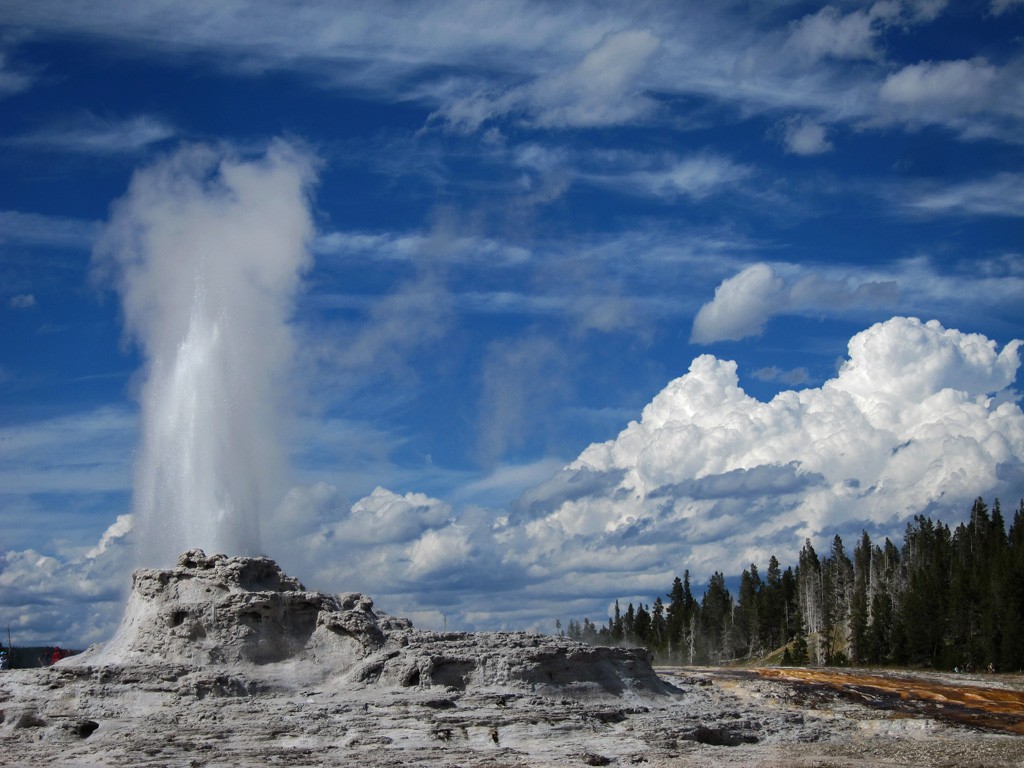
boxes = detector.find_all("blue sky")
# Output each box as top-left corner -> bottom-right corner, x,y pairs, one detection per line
1,0 -> 1023,646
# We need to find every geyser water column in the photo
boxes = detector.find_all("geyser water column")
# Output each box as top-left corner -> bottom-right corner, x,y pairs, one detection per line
94,141 -> 317,567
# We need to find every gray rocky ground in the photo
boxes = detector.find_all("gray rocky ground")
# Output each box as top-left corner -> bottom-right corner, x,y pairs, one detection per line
2,551 -> 1022,767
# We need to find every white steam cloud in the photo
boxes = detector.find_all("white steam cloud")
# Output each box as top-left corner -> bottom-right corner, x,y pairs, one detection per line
93,140 -> 317,567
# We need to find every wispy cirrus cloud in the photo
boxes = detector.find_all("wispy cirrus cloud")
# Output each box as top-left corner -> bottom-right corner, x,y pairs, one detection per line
0,406 -> 135,496
0,51 -> 33,96
0,210 -> 100,248
598,153 -> 754,201
690,256 -> 1024,345
434,29 -> 662,132
11,114 -> 175,154
900,172 -> 1024,217
5,1 -> 1021,146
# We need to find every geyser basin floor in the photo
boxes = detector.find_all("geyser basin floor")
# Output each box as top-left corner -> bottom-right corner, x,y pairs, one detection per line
3,665 -> 1024,767
3,553 -> 1022,766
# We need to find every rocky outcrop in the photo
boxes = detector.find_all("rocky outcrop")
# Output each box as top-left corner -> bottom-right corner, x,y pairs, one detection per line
71,550 -> 669,700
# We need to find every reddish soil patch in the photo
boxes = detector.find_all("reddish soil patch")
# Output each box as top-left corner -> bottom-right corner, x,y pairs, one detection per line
745,668 -> 1024,735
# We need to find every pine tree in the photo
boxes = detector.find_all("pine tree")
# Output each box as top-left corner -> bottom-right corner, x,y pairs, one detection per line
634,603 -> 651,646
900,516 -> 952,666
701,572 -> 733,663
781,566 -> 798,642
760,555 -> 785,652
1002,501 -> 1024,670
666,576 -> 686,661
735,564 -> 762,658
850,531 -> 872,664
797,540 -> 823,663
790,605 -> 809,666
624,603 -> 636,644
650,597 -> 668,655
611,600 -> 623,643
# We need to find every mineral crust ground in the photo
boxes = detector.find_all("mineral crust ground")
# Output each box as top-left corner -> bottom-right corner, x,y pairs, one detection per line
3,551 -> 1022,766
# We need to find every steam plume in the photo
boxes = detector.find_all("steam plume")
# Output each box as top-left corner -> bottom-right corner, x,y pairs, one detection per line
94,141 -> 317,566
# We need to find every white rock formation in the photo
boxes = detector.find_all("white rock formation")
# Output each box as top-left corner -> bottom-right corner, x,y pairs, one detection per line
73,549 -> 668,700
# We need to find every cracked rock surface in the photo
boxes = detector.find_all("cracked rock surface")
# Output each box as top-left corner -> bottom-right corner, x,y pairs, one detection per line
2,551 -> 1021,767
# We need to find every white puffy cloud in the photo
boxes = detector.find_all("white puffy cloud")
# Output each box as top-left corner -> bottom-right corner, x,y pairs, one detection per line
13,320 -> 1020,641
786,6 -> 879,63
690,263 -> 785,343
782,117 -> 833,155
691,262 -> 901,344
0,514 -> 135,648
879,58 -> 999,117
252,317 -> 1024,634
560,317 -> 1023,564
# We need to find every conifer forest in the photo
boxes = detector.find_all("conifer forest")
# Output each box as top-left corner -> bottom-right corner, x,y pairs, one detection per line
560,498 -> 1024,671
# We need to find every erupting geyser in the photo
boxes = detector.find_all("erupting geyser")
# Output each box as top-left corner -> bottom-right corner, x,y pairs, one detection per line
93,140 -> 317,566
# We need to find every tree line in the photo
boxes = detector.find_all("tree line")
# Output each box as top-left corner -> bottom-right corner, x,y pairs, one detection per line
559,498 -> 1024,670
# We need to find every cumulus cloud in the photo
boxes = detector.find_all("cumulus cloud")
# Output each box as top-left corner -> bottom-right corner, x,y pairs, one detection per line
255,317 -> 1024,634
14,319 -> 1020,642
782,116 -> 833,155
0,514 -> 134,648
691,263 -> 899,344
691,263 -> 785,343
786,6 -> 880,63
562,316 -> 1023,561
881,58 -> 997,111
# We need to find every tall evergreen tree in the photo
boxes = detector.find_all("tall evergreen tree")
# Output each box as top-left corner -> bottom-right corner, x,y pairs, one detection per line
850,531 -> 872,663
735,564 -> 762,658
650,597 -> 668,654
634,603 -> 651,646
797,540 -> 823,663
700,572 -> 733,663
